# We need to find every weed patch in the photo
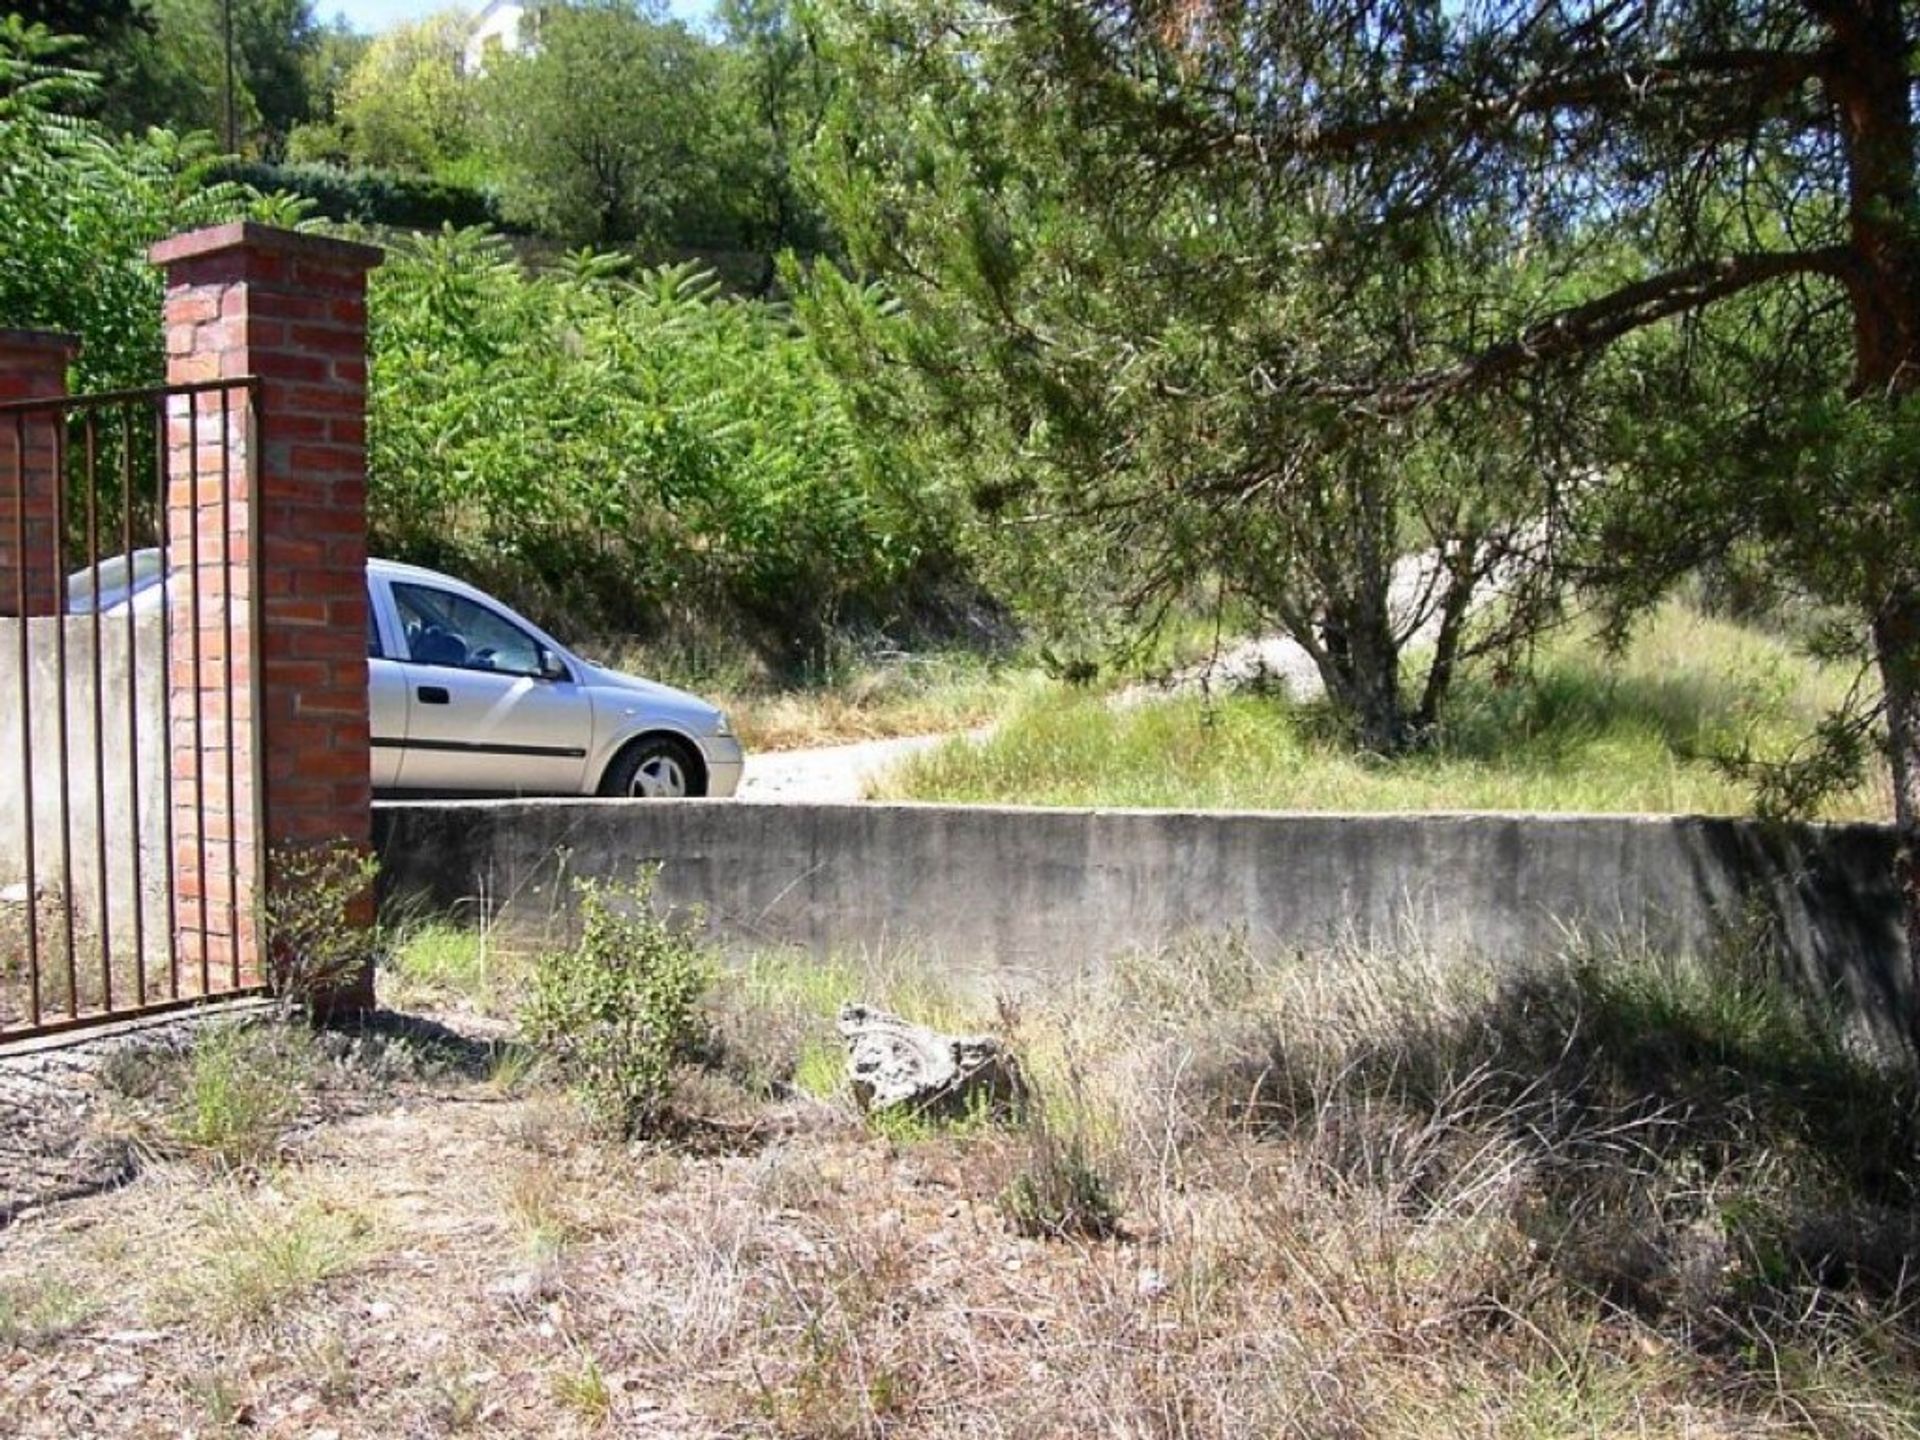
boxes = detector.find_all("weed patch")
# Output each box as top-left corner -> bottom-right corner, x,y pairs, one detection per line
167,1021 -> 312,1170
160,1192 -> 374,1327
0,1278 -> 94,1349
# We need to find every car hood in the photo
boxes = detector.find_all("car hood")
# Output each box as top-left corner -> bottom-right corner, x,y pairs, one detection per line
576,661 -> 724,729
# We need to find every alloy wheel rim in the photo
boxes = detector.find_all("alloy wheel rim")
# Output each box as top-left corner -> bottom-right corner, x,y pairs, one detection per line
630,754 -> 687,798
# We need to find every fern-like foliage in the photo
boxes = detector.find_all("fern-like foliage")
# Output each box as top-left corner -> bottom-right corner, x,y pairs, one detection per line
0,18 -> 285,394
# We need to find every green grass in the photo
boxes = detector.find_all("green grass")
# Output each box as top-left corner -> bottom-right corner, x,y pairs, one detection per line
385,922 -> 526,1015
0,1277 -> 96,1349
169,1022 -> 312,1170
877,606 -> 1889,818
159,1194 -> 375,1328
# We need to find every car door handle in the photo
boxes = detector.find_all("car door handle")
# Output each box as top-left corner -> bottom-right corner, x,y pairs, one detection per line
418,686 -> 450,705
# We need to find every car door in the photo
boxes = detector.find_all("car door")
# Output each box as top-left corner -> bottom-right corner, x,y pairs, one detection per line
386,579 -> 593,795
366,581 -> 408,791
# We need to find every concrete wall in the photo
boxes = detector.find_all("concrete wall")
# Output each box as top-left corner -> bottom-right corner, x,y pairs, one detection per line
0,611 -> 170,952
374,799 -> 1912,1042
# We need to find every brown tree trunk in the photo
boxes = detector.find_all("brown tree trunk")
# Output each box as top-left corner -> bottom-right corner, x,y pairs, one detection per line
1828,0 -> 1920,1051
1317,594 -> 1409,754
1415,541 -> 1478,730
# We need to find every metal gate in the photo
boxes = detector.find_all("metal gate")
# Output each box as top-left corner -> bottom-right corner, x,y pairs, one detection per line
0,377 -> 265,1041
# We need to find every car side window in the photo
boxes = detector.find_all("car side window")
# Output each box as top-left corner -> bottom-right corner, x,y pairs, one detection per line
392,582 -> 545,677
367,597 -> 384,658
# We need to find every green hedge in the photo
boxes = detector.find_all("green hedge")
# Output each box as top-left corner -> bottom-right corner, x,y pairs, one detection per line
204,161 -> 517,233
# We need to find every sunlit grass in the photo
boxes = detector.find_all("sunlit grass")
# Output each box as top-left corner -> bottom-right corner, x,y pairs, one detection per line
877,605 -> 1889,818
384,921 -> 527,1016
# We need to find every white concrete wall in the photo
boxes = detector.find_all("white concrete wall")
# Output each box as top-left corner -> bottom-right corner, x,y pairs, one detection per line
376,800 -> 1914,1049
0,611 -> 170,957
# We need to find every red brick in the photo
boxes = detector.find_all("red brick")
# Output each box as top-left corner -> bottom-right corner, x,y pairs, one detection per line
251,351 -> 329,383
288,323 -> 357,350
267,414 -> 330,443
153,224 -> 377,1009
278,383 -> 363,415
287,443 -> 362,474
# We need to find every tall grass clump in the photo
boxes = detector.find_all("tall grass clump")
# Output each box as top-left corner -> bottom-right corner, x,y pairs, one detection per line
521,874 -> 711,1137
885,932 -> 1919,1434
1076,932 -> 1919,1328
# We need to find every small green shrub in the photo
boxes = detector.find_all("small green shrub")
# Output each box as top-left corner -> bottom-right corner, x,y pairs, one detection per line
203,159 -> 509,231
520,875 -> 711,1137
263,843 -> 380,1016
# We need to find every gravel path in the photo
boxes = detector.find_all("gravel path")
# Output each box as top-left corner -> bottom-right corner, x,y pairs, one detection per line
737,731 -> 967,803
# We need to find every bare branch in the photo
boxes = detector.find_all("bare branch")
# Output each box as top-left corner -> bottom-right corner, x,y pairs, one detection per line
1294,246 -> 1853,410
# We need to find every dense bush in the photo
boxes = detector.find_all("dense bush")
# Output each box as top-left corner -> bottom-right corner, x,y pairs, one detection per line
2,28 -> 964,656
205,159 -> 511,233
369,228 -> 961,655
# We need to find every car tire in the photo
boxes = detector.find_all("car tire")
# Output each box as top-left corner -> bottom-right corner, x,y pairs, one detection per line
598,735 -> 705,799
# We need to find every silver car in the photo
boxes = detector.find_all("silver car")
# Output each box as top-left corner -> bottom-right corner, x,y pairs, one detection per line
69,553 -> 743,799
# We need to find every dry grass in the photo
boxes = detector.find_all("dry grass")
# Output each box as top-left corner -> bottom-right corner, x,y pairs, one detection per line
3,938 -> 1917,1437
596,637 -> 1041,753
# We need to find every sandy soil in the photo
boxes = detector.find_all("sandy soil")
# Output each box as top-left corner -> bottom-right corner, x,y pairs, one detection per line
737,732 -> 972,804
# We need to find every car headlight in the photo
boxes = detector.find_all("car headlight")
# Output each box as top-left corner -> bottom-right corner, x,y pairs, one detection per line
711,712 -> 733,738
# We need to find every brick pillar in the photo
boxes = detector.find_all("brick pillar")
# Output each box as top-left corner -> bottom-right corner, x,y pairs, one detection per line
0,330 -> 78,618
149,222 -> 382,1009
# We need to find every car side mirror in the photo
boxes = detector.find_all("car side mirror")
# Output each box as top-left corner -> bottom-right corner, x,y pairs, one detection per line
537,647 -> 570,682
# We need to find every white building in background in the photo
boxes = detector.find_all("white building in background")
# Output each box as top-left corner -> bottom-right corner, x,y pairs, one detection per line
465,0 -> 533,72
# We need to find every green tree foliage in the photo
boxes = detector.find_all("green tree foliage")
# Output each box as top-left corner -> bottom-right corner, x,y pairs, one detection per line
6,1 -> 146,50
804,0 -> 1574,748
96,0 -> 320,155
713,0 -> 835,285
227,0 -> 317,146
816,0 -> 1920,1044
368,227 -> 950,650
0,21 -> 284,393
281,10 -> 368,160
327,7 -> 475,174
479,3 -> 725,246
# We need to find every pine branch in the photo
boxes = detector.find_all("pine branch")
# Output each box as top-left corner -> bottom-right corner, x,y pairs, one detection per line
1296,246 -> 1852,410
1269,46 -> 1835,159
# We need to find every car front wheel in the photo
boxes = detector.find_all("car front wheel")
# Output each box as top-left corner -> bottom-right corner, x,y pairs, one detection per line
598,735 -> 705,799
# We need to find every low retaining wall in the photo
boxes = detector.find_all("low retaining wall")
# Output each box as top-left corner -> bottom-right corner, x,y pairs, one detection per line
373,799 -> 1912,1042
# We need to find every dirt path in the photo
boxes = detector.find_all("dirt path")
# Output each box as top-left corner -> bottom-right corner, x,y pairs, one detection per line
737,731 -> 968,803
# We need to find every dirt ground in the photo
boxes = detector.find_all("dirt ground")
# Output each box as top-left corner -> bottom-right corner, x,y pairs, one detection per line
5,946 -> 1918,1440
0,1017 -> 1163,1439
736,732 -> 972,803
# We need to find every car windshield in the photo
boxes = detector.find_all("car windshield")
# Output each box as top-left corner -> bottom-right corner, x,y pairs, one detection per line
65,549 -> 164,613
